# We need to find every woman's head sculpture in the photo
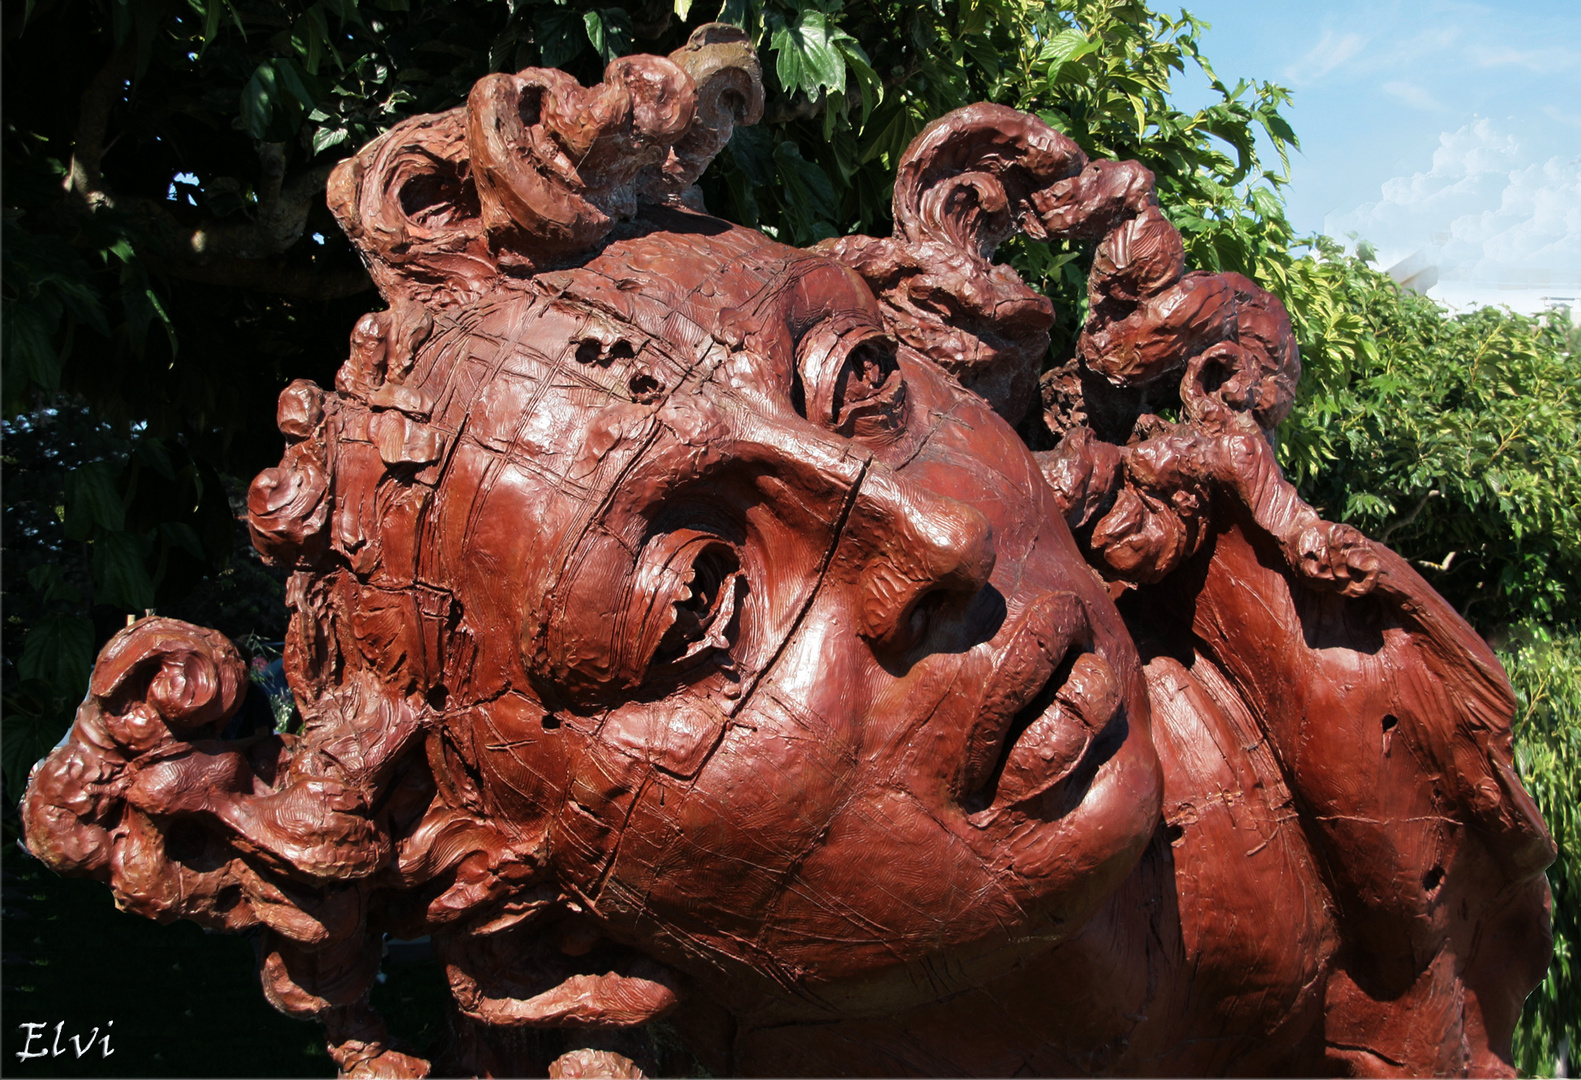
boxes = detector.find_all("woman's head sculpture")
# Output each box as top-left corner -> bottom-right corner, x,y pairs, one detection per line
22,27 -> 1554,1079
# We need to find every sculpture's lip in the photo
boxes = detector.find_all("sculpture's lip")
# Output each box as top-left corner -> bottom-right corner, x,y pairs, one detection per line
959,593 -> 1122,824
951,591 -> 1073,810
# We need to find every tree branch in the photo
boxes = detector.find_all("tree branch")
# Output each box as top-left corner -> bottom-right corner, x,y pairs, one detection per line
64,38 -> 135,205
1379,488 -> 1437,544
62,35 -> 367,297
177,160 -> 343,261
141,253 -> 372,300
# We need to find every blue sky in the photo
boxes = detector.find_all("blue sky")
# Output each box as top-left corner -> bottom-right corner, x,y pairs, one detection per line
1168,0 -> 1581,312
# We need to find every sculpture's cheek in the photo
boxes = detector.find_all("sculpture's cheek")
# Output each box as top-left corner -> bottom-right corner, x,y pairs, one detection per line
568,711 -> 860,956
753,786 -> 1022,982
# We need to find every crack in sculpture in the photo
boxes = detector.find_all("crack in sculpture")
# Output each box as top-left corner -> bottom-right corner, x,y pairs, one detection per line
21,24 -> 1554,1080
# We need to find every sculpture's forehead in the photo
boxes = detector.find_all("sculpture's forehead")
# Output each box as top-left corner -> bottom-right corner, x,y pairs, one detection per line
427,294 -> 709,440
405,222 -> 875,467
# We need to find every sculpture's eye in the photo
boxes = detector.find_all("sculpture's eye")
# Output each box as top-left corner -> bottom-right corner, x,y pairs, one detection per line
632,529 -> 745,679
537,524 -> 748,706
796,318 -> 907,439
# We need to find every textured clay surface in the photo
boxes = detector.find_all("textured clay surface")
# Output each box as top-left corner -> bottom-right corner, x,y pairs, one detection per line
22,25 -> 1554,1079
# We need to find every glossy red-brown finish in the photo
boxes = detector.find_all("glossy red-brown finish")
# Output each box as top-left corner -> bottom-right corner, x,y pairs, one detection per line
21,28 -> 1553,1079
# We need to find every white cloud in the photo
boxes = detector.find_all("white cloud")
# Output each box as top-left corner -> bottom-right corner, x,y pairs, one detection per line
1469,43 -> 1581,73
1284,30 -> 1368,83
1326,120 -> 1581,312
1382,81 -> 1445,112
1391,24 -> 1461,65
1543,105 -> 1581,130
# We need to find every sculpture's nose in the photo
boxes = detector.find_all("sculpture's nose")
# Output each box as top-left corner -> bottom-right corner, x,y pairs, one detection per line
838,468 -> 996,653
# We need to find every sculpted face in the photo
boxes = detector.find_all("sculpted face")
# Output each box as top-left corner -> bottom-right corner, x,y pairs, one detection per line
425,223 -> 1160,1010
20,32 -> 1553,1078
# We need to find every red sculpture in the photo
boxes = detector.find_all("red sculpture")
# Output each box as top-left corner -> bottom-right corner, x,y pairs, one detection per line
21,27 -> 1554,1078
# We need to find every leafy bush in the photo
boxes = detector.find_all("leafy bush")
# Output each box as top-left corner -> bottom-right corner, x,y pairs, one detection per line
1507,632 -> 1581,1077
1278,241 -> 1581,632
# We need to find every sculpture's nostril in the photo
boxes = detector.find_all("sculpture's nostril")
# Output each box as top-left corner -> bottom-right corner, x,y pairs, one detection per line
852,474 -> 996,650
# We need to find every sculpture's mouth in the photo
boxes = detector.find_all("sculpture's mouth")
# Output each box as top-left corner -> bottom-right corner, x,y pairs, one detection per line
961,616 -> 1124,823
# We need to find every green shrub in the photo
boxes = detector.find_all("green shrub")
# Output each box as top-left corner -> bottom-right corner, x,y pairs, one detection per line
1506,632 -> 1581,1077
1277,242 -> 1581,632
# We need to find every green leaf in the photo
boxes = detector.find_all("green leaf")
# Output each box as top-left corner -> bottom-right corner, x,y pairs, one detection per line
836,38 -> 881,124
1258,109 -> 1298,146
27,565 -> 81,605
144,287 -> 177,357
272,56 -> 319,111
1038,28 -> 1099,69
583,9 -> 608,63
773,138 -> 837,243
771,10 -> 846,100
159,520 -> 208,562
321,0 -> 365,30
716,0 -> 755,32
1,299 -> 61,401
134,436 -> 178,483
93,529 -> 156,612
201,0 -> 223,51
768,14 -> 800,94
673,0 -> 692,22
110,0 -> 130,45
312,126 -> 350,155
1249,186 -> 1283,222
305,5 -> 338,69
64,461 -> 125,540
122,281 -> 157,354
17,613 -> 95,701
583,7 -> 631,64
3,679 -> 77,797
822,89 -> 844,140
240,62 -> 280,140
727,125 -> 776,187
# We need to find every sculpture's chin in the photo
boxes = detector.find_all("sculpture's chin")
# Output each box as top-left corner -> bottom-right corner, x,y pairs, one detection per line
704,708 -> 1160,1025
725,757 -> 1161,1025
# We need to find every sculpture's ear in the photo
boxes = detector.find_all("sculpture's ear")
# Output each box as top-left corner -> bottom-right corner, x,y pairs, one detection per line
820,104 -> 1087,425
